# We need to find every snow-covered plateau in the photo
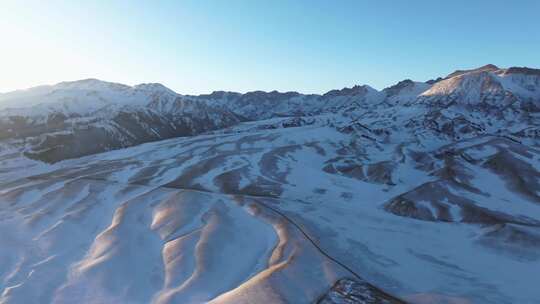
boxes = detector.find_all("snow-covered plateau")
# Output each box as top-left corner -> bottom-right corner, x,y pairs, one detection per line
1,65 -> 540,303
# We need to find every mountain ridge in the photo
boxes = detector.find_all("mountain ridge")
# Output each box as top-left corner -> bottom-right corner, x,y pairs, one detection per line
0,64 -> 538,163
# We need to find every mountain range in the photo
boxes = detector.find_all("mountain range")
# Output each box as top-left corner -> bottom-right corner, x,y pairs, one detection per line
0,64 -> 539,304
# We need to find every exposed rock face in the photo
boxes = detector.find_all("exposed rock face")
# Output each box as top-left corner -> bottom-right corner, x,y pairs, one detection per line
504,66 -> 540,76
317,278 -> 405,304
20,106 -> 239,163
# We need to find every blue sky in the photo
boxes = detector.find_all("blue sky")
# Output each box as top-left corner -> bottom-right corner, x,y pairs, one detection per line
1,0 -> 539,94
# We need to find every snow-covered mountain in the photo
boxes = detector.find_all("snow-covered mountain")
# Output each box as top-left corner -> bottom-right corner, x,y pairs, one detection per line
3,64 -> 537,163
189,84 -> 383,120
0,79 -> 242,162
0,80 -> 387,162
1,65 -> 540,304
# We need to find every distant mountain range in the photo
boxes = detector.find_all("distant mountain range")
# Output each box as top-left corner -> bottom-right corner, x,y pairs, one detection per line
0,64 -> 538,162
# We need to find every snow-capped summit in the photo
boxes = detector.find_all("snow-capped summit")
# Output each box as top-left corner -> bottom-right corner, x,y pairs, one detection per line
502,66 -> 540,76
323,84 -> 378,98
0,78 -> 240,162
382,79 -> 431,105
419,64 -> 540,106
420,69 -> 504,105
497,67 -> 540,100
133,82 -> 178,95
0,79 -> 183,114
55,78 -> 131,91
445,63 -> 500,79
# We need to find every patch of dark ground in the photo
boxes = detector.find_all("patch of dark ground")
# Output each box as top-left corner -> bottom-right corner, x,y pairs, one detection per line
317,278 -> 406,304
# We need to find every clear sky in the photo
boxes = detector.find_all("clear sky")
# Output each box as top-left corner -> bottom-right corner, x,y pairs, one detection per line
1,0 -> 539,94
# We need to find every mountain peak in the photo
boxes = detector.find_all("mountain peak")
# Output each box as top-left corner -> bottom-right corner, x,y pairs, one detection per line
480,63 -> 499,70
242,90 -> 301,99
133,83 -> 177,95
323,84 -> 377,98
503,66 -> 540,76
384,79 -> 414,90
383,79 -> 430,96
55,78 -> 131,91
446,64 -> 500,79
196,91 -> 242,100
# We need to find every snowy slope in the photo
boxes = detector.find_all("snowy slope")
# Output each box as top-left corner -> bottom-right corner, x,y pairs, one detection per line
1,115 -> 539,303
